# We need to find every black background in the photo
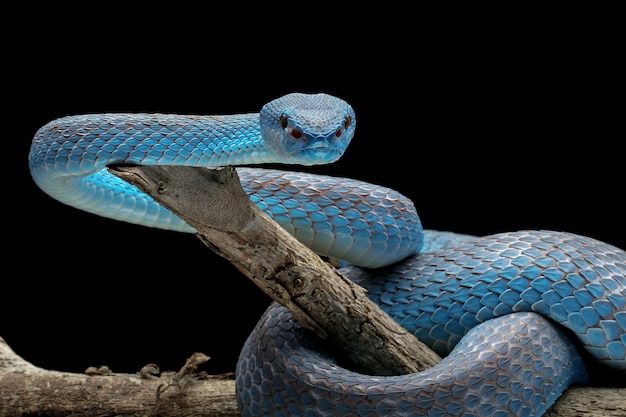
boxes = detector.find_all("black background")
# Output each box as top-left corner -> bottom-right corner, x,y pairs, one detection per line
5,9 -> 623,382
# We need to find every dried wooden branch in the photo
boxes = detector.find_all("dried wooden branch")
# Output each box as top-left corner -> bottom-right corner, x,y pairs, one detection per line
0,336 -> 239,417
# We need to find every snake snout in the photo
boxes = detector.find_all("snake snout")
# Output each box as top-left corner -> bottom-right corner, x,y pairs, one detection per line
309,135 -> 331,148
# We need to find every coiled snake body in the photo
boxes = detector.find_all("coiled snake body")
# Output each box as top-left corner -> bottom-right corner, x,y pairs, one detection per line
29,93 -> 626,416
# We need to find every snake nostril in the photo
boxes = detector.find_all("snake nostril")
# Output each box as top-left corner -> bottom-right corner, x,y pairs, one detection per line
335,128 -> 344,138
280,114 -> 288,129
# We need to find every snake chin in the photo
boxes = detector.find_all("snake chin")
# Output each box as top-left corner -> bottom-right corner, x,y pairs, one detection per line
290,146 -> 348,166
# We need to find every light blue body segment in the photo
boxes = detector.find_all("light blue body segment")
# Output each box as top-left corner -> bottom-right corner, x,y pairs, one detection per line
345,230 -> 626,370
238,168 -> 423,267
28,93 -> 626,417
29,111 -> 265,231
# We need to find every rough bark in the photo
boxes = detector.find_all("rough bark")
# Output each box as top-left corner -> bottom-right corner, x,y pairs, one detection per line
0,338 -> 239,416
3,165 -> 623,416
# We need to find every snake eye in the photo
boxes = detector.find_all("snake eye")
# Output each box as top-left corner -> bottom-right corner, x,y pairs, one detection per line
344,114 -> 352,129
290,129 -> 302,139
335,115 -> 352,137
280,114 -> 303,139
280,114 -> 288,129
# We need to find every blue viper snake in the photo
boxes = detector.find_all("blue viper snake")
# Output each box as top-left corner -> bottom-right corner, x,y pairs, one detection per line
28,93 -> 626,416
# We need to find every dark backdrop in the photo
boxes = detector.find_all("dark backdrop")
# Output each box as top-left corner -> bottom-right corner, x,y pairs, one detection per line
6,13 -> 623,379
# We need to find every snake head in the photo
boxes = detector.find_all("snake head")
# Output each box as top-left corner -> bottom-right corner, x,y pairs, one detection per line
260,93 -> 356,166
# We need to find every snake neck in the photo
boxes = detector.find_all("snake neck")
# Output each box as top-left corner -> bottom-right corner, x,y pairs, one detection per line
27,111 -> 291,233
28,112 -> 287,177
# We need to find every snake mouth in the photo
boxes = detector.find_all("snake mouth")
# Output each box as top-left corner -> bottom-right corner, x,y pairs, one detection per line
292,146 -> 345,165
284,130 -> 352,166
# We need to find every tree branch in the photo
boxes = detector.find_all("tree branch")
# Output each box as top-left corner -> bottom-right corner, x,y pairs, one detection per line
0,336 -> 239,417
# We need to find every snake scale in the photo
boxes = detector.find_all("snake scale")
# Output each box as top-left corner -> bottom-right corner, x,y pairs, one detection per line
28,93 -> 626,416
